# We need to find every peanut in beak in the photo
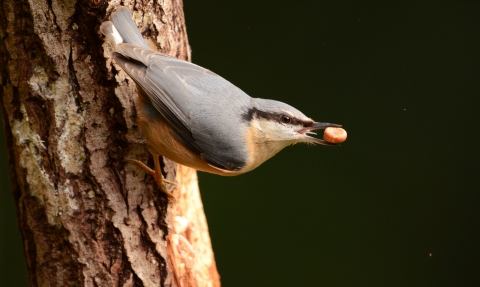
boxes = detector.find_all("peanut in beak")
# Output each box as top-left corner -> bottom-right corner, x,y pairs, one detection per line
323,127 -> 347,144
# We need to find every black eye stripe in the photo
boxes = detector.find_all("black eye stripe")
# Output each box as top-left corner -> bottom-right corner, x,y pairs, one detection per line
242,107 -> 314,127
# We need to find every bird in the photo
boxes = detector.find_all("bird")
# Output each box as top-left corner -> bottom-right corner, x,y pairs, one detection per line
100,7 -> 344,199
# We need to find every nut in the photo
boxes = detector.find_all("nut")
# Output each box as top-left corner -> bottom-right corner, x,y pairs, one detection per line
323,127 -> 347,143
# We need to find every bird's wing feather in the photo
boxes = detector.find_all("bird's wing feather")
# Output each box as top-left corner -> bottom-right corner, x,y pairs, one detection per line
114,50 -> 251,170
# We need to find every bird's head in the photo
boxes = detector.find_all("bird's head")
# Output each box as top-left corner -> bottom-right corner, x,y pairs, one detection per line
244,98 -> 341,147
239,98 -> 341,172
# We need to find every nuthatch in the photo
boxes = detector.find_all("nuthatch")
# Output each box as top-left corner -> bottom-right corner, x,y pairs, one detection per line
101,7 -> 346,199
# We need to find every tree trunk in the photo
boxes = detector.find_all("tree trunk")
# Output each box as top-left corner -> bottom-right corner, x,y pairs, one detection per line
0,1 -> 220,286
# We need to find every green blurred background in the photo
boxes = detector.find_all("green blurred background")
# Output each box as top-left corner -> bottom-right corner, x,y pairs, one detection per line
1,1 -> 479,286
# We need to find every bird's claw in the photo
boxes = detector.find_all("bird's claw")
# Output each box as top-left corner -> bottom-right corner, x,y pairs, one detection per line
125,157 -> 176,201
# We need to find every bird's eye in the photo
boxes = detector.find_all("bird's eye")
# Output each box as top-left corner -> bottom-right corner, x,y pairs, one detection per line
281,115 -> 291,124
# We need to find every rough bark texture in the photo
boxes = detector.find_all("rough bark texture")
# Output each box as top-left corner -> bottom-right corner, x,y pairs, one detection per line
0,0 -> 220,286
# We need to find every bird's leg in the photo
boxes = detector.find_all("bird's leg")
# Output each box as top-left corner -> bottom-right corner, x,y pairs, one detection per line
126,158 -> 176,185
125,155 -> 176,200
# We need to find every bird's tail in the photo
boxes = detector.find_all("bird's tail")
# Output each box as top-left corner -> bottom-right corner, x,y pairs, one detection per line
100,7 -> 151,50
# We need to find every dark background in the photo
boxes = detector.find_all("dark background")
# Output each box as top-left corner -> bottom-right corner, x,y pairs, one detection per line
1,1 -> 479,286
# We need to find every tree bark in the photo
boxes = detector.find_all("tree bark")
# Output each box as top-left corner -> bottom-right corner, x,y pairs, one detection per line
0,1 -> 220,286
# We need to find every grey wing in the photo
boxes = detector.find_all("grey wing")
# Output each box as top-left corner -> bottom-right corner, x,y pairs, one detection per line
114,50 -> 252,170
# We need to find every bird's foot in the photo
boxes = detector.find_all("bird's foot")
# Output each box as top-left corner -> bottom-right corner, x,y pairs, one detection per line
125,158 -> 176,201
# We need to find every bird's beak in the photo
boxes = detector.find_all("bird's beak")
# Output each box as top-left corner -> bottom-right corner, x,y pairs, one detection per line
299,122 -> 342,146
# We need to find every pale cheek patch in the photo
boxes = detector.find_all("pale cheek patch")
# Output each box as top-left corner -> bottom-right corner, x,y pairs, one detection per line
252,119 -> 264,133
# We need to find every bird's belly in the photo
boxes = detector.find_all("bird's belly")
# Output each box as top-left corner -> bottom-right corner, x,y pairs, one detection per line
137,112 -> 240,176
